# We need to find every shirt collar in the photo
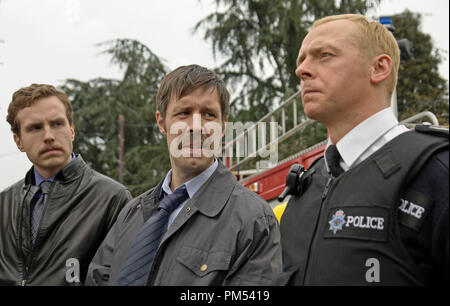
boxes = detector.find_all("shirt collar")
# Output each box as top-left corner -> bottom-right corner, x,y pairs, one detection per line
330,108 -> 399,169
34,169 -> 55,186
160,159 -> 219,199
34,152 -> 76,186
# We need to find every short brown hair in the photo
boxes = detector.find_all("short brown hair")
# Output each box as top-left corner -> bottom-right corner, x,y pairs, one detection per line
156,65 -> 230,121
313,14 -> 400,100
7,84 -> 73,135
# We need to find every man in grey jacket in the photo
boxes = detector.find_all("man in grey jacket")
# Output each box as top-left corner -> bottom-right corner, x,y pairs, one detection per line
86,65 -> 282,286
0,84 -> 132,285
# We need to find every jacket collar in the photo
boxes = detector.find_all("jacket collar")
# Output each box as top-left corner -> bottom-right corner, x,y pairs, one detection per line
24,154 -> 87,185
189,161 -> 236,217
141,161 -> 237,220
57,154 -> 87,182
141,179 -> 164,221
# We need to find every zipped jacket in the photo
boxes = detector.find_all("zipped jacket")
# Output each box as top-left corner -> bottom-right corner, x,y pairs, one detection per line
0,155 -> 132,286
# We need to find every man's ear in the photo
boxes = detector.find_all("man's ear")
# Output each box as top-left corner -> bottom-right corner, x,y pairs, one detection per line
156,111 -> 166,135
13,133 -> 24,152
70,123 -> 75,142
370,54 -> 392,85
222,117 -> 229,137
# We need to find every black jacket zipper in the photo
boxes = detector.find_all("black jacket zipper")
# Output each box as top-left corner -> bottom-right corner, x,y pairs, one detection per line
18,185 -> 31,286
302,176 -> 333,285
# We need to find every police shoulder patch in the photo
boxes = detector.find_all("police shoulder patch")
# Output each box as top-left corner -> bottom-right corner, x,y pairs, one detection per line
398,189 -> 433,232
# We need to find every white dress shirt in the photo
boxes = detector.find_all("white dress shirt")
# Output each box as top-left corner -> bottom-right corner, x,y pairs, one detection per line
325,108 -> 410,173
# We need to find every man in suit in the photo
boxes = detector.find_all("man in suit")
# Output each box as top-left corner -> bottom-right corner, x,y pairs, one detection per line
86,64 -> 282,286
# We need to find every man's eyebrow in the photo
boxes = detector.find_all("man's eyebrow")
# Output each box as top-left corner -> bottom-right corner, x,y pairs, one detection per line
50,116 -> 66,121
171,104 -> 190,112
201,105 -> 220,113
296,44 -> 339,66
24,121 -> 42,128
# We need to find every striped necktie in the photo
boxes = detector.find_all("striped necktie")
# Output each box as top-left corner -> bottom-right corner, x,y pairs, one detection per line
31,180 -> 51,245
116,184 -> 189,286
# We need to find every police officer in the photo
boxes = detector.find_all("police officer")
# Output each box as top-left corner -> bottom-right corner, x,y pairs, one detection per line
279,14 -> 449,285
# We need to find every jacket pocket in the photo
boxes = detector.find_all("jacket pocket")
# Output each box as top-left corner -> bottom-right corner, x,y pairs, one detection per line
177,246 -> 231,278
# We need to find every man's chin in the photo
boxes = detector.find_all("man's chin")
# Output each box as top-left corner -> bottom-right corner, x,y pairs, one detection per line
177,147 -> 219,158
39,155 -> 71,169
172,154 -> 215,172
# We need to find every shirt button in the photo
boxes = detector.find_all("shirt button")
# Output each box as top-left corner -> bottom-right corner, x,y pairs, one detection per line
200,264 -> 208,272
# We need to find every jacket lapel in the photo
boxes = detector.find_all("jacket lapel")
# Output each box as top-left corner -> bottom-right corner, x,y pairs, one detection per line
162,162 -> 237,242
140,180 -> 164,222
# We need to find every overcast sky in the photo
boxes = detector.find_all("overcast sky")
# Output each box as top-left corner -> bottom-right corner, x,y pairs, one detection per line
0,0 -> 448,190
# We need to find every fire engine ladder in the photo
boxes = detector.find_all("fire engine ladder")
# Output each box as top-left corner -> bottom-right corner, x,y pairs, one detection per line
224,90 -> 318,172
224,89 -> 442,174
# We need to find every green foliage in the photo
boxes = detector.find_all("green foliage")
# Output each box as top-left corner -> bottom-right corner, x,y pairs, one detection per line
391,10 -> 449,125
194,0 -> 381,121
62,39 -> 169,196
60,4 -> 449,197
195,0 -> 382,167
195,1 -> 449,169
123,143 -> 170,196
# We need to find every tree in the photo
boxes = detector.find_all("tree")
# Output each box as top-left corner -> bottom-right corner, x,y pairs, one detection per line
195,1 -> 449,167
60,5 -> 448,196
194,0 -> 381,165
390,10 -> 449,125
194,0 -> 381,122
62,39 -> 170,196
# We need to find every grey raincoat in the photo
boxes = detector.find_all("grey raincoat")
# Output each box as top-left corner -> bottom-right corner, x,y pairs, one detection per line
86,162 -> 282,286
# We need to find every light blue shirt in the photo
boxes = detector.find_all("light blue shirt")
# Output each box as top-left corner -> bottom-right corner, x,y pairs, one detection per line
160,159 -> 218,229
34,153 -> 76,186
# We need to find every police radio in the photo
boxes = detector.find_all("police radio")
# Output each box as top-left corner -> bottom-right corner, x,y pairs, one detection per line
278,164 -> 306,202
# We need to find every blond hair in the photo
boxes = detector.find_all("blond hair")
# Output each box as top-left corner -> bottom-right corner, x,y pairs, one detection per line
313,14 -> 400,99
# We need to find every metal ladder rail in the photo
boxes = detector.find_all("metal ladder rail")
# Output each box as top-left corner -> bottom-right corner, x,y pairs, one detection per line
224,90 -> 312,171
399,111 -> 439,126
237,111 -> 442,182
224,88 -> 443,172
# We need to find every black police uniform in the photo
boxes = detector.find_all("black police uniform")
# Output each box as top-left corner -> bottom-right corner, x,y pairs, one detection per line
279,125 -> 449,285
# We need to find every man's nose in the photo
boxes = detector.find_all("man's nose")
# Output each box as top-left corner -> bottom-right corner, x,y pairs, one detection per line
295,58 -> 313,81
43,125 -> 55,142
188,113 -> 203,133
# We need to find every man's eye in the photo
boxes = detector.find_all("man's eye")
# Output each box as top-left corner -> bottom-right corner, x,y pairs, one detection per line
32,126 -> 41,131
321,52 -> 331,58
205,113 -> 216,118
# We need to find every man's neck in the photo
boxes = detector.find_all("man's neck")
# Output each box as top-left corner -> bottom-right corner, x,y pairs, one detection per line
33,153 -> 75,180
170,161 -> 215,191
327,104 -> 388,144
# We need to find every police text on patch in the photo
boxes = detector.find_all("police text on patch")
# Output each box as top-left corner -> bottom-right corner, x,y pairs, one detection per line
398,199 -> 425,219
329,209 -> 384,234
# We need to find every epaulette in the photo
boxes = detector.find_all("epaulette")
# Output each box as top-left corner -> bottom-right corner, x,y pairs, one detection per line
415,124 -> 449,138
